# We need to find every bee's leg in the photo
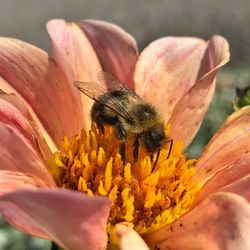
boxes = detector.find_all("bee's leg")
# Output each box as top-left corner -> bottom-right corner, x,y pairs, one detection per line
149,152 -> 154,162
98,125 -> 105,134
115,123 -> 126,162
151,149 -> 161,172
94,117 -> 105,134
166,138 -> 173,159
133,137 -> 140,161
93,122 -> 104,134
91,102 -> 105,134
121,141 -> 126,162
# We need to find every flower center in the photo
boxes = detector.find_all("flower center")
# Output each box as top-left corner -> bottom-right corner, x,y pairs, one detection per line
49,124 -> 200,242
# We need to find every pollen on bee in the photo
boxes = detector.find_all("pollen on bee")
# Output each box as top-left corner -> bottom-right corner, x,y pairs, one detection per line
49,124 -> 200,237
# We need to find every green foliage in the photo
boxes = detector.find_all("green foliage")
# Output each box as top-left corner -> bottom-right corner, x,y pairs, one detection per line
233,86 -> 250,110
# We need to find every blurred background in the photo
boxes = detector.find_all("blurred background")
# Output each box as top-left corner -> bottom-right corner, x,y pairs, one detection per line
0,0 -> 249,249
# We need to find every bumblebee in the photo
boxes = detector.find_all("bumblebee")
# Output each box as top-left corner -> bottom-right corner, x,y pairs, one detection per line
74,72 -> 172,171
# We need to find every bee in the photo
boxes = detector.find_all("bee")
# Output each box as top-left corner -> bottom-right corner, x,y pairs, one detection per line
74,72 -> 173,171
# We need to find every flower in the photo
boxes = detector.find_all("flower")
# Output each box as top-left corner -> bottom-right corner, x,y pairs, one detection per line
0,18 -> 249,250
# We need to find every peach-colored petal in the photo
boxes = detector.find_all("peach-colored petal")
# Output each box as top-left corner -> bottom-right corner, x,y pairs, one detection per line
0,200 -> 50,239
221,175 -> 250,201
0,76 -> 57,153
0,38 -> 83,146
0,170 -> 51,239
116,223 -> 149,250
0,189 -> 111,250
144,192 -> 250,250
79,19 -> 138,89
169,36 -> 230,148
0,122 -> 55,186
0,170 -> 50,195
47,19 -> 101,83
195,106 -> 250,185
0,93 -> 51,161
134,37 -> 207,121
47,19 -> 102,128
195,152 -> 250,204
0,97 -> 38,147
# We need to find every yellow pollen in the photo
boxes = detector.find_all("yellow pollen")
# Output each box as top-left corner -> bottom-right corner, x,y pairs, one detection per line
49,124 -> 200,240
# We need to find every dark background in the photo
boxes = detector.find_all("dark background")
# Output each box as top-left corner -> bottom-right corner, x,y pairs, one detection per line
0,0 -> 249,249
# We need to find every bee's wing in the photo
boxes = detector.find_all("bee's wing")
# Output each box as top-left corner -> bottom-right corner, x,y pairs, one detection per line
74,80 -> 107,102
74,80 -> 135,123
97,71 -> 140,97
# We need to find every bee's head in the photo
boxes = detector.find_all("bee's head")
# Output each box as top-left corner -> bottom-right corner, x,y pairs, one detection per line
143,128 -> 166,152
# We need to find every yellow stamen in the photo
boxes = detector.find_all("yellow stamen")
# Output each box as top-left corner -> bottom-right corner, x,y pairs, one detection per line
78,176 -> 87,192
124,163 -> 131,182
97,181 -> 105,195
49,124 -> 200,243
105,158 -> 113,193
109,185 -> 118,205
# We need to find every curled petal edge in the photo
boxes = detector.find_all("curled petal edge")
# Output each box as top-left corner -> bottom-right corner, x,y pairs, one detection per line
143,192 -> 250,250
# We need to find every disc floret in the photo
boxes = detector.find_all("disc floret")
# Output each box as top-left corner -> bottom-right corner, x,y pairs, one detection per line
49,124 -> 199,241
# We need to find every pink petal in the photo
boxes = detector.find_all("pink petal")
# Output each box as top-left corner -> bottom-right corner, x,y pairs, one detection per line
47,19 -> 101,82
134,37 -> 207,121
79,19 -> 138,89
0,189 -> 111,250
195,106 -> 250,185
0,170 -> 50,195
144,192 -> 250,250
0,170 -> 52,239
0,122 -> 55,186
47,19 -> 102,128
195,152 -> 250,204
0,200 -> 50,239
169,36 -> 230,148
0,38 -> 83,146
221,175 -> 250,201
0,97 -> 37,146
0,92 -> 51,161
116,223 -> 149,250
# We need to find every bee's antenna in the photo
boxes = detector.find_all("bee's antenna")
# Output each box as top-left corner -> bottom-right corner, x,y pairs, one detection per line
151,139 -> 173,173
166,139 -> 173,159
151,149 -> 161,173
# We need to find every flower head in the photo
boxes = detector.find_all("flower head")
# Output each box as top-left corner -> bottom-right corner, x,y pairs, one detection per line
50,125 -> 199,241
0,19 -> 249,250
